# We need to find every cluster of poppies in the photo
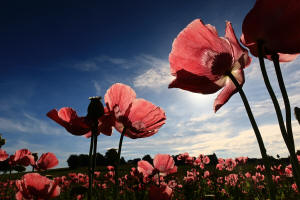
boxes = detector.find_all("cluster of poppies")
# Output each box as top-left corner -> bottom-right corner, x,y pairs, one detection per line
0,149 -> 59,199
47,83 -> 166,139
0,148 -> 58,171
1,152 -> 300,199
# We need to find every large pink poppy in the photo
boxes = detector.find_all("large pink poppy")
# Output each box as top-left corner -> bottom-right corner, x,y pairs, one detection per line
15,173 -> 60,200
0,149 -> 8,161
47,107 -> 113,136
241,0 -> 300,61
35,152 -> 59,171
169,19 -> 251,112
105,83 -> 166,139
138,154 -> 177,177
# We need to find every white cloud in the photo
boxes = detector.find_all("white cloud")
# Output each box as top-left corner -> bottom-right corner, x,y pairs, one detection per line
133,55 -> 173,90
0,113 -> 65,135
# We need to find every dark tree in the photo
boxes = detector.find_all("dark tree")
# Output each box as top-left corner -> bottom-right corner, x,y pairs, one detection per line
14,165 -> 26,173
78,154 -> 89,167
142,154 -> 153,165
208,153 -> 218,166
67,155 -> 79,169
120,157 -> 126,165
128,158 -> 141,165
0,159 -> 10,173
96,153 -> 106,166
105,148 -> 118,166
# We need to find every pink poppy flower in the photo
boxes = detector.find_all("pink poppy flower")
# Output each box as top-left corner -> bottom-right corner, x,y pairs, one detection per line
105,83 -> 166,139
241,0 -> 300,61
14,149 -> 35,167
153,154 -> 177,176
35,152 -> 59,171
0,149 -> 8,161
137,160 -> 154,177
15,173 -> 60,200
225,173 -> 239,186
169,19 -> 251,112
138,154 -> 177,177
47,107 -> 113,136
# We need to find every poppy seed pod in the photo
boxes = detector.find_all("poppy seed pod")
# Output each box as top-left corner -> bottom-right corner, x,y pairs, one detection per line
87,96 -> 104,120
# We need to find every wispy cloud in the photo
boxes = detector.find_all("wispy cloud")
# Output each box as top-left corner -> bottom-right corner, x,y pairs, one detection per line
0,113 -> 65,135
73,61 -> 99,71
96,55 -> 129,68
133,55 -> 173,90
92,80 -> 102,96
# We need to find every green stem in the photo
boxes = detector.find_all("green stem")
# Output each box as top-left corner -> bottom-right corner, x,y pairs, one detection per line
114,127 -> 126,200
227,72 -> 275,200
271,53 -> 300,190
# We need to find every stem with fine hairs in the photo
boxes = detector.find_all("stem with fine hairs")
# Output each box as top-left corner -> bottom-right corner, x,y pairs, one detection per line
114,127 -> 126,200
227,71 -> 275,200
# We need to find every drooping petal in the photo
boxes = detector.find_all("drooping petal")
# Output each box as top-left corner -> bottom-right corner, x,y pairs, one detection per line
84,112 -> 115,138
213,68 -> 244,112
36,152 -> 59,170
118,98 -> 166,139
169,19 -> 233,80
168,69 -> 222,94
47,108 -> 90,136
241,0 -> 300,58
137,160 -> 154,177
225,21 -> 251,68
265,53 -> 299,63
104,83 -> 136,119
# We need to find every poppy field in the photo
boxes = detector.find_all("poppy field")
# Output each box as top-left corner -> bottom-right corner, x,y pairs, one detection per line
1,150 -> 300,199
1,0 -> 300,199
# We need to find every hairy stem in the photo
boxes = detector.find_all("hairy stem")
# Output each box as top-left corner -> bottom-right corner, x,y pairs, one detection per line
114,127 -> 126,200
227,71 -> 275,200
88,131 -> 94,200
271,53 -> 300,190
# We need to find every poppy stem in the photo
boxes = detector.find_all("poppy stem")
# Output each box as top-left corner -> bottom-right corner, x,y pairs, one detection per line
227,71 -> 275,200
114,127 -> 126,200
92,132 -> 98,181
88,129 -> 95,200
271,53 -> 300,190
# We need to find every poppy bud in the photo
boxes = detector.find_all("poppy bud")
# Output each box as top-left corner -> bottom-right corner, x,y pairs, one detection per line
87,96 -> 104,120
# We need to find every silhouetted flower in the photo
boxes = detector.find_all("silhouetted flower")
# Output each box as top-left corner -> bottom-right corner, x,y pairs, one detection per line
169,19 -> 251,112
241,0 -> 300,61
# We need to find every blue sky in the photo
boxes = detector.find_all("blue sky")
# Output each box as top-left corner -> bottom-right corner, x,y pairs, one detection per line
1,0 -> 300,168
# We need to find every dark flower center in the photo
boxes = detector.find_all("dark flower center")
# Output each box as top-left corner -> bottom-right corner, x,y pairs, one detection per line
211,53 -> 233,76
